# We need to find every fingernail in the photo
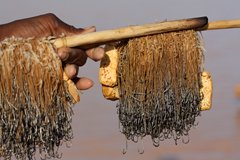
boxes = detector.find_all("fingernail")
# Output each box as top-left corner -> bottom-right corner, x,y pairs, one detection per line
64,64 -> 77,79
57,48 -> 69,61
93,48 -> 105,61
76,78 -> 94,90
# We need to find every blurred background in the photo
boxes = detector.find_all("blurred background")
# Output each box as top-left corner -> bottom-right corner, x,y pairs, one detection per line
1,0 -> 240,159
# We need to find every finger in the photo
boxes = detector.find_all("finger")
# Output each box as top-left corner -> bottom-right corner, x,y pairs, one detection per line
64,64 -> 78,79
86,47 -> 105,62
57,47 -> 69,61
61,26 -> 96,36
57,47 -> 87,66
57,19 -> 96,36
72,77 -> 94,90
81,26 -> 96,34
27,14 -> 96,37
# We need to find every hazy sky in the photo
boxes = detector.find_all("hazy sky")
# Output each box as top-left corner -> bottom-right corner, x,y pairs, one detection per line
1,1 -> 240,160
1,0 -> 239,27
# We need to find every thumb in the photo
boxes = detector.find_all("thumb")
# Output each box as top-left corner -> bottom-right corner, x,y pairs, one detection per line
59,24 -> 96,36
81,26 -> 96,34
69,26 -> 96,35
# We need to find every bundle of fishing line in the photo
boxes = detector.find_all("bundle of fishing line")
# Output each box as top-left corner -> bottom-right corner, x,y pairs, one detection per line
99,30 -> 212,148
0,37 -> 78,159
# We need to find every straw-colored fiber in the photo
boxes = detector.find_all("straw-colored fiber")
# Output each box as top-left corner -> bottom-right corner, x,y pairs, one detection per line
116,30 -> 204,145
0,37 -> 75,159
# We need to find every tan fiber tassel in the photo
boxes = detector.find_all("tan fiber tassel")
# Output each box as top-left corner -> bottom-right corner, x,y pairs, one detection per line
117,30 -> 204,145
99,44 -> 213,111
100,30 -> 213,147
0,37 -> 76,159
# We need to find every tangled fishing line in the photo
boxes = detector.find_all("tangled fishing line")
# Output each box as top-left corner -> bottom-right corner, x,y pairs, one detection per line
116,30 -> 204,147
0,37 -> 75,159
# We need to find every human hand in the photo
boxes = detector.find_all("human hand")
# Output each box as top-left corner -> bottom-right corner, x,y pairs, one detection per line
0,13 -> 104,90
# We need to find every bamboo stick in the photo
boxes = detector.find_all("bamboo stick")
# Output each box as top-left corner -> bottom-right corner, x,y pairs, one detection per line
52,17 -> 240,49
53,17 -> 208,48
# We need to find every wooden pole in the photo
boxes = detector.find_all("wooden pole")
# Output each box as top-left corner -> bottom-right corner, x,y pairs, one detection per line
52,17 -> 240,49
52,17 -> 208,48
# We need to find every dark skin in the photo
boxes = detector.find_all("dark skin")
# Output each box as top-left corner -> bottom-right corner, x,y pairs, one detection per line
0,13 -> 105,90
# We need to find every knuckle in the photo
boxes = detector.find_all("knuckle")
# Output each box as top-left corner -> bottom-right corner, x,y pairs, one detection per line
44,13 -> 61,35
45,13 -> 58,21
